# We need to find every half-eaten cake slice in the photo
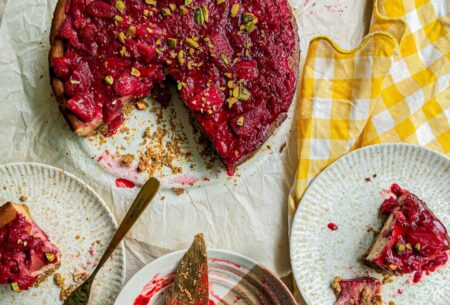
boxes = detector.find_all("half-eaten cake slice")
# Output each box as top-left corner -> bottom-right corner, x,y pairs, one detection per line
0,202 -> 61,292
165,233 -> 209,305
366,184 -> 450,282
332,276 -> 383,305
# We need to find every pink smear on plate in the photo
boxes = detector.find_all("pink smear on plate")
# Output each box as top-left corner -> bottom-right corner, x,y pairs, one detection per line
208,258 -> 241,269
97,151 -> 139,183
133,273 -> 174,305
170,174 -> 199,186
116,178 -> 135,188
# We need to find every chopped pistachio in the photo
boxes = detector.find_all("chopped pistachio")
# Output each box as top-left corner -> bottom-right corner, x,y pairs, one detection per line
131,67 -> 141,77
127,25 -> 136,37
177,81 -> 186,90
186,38 -> 199,48
136,101 -> 149,110
239,87 -> 251,101
104,76 -> 114,85
185,0 -> 193,5
70,79 -> 80,84
161,8 -> 172,16
156,48 -> 162,55
119,46 -> 127,57
178,50 -> 185,65
146,27 -> 153,34
114,15 -> 123,23
220,87 -> 227,91
11,282 -> 20,292
230,3 -> 240,17
242,12 -> 256,23
195,7 -> 205,24
226,97 -> 238,108
395,243 -> 405,253
45,252 -> 56,262
145,0 -> 156,5
244,21 -> 256,34
237,116 -> 244,126
143,9 -> 150,16
224,72 -> 233,79
217,0 -> 225,4
232,86 -> 240,98
389,264 -> 398,270
115,0 -> 125,13
118,32 -> 126,43
227,80 -> 235,88
415,243 -> 421,251
221,53 -> 229,64
156,38 -> 162,45
201,5 -> 209,23
169,3 -> 176,11
180,5 -> 189,15
405,243 -> 412,250
167,38 -> 177,48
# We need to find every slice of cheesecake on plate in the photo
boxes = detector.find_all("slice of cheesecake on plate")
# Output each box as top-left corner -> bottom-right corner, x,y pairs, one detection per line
332,276 -> 383,305
0,202 -> 61,292
366,184 -> 450,282
165,233 -> 209,305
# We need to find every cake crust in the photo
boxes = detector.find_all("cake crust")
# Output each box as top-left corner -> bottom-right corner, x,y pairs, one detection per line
49,0 -> 301,168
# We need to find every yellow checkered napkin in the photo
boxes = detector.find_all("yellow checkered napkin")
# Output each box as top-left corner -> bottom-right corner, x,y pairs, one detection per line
289,0 -> 450,214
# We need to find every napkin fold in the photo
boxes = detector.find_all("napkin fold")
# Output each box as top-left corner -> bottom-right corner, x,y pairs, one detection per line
290,0 -> 450,216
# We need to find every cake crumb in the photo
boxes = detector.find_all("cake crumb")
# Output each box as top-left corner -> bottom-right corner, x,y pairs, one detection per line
54,273 -> 65,288
120,154 -> 135,167
382,273 -> 394,284
73,270 -> 90,283
331,276 -> 342,293
172,188 -> 185,195
19,195 -> 28,202
60,284 -> 76,301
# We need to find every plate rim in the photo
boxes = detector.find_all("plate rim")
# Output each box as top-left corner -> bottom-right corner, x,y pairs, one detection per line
115,248 -> 296,305
0,161 -> 127,297
289,143 -> 450,305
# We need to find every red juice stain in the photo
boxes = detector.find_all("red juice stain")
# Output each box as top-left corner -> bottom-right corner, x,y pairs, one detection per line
209,301 -> 216,305
327,223 -> 338,231
116,178 -> 135,188
397,289 -> 403,294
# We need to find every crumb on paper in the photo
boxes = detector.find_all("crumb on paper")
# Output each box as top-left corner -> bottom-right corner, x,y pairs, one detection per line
73,270 -> 90,284
389,302 -> 396,305
60,284 -> 77,301
120,153 -> 135,167
19,195 -> 28,202
331,276 -> 342,293
135,100 -> 149,110
172,188 -> 185,196
75,234 -> 81,240
279,142 -> 287,153
383,273 -> 394,284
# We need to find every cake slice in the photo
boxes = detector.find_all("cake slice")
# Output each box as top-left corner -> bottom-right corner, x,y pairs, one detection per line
366,184 -> 450,282
332,276 -> 383,305
165,234 -> 209,305
0,202 -> 61,292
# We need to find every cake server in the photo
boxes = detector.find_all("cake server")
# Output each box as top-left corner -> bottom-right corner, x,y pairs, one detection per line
63,177 -> 160,305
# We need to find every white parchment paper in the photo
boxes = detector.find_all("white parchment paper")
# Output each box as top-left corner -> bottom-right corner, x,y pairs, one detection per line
0,0 -> 370,282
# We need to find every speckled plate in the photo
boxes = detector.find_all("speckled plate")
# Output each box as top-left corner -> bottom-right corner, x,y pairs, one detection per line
290,144 -> 450,305
114,249 -> 296,305
0,162 -> 125,305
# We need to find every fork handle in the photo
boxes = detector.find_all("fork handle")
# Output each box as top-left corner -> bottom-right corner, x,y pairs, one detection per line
91,177 -> 160,278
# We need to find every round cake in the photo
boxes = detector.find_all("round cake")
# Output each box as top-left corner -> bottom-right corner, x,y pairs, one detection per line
49,0 -> 299,174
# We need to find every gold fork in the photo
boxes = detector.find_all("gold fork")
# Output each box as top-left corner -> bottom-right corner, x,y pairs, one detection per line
63,177 -> 160,305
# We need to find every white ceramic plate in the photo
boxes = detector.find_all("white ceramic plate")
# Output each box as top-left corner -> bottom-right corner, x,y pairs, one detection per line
0,162 -> 125,305
290,144 -> 450,305
114,249 -> 296,305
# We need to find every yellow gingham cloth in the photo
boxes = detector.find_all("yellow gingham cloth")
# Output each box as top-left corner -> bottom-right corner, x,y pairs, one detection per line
289,0 -> 450,215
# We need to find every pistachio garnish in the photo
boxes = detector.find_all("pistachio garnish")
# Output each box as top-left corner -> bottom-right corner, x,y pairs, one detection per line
127,25 -> 136,37
239,87 -> 251,101
405,243 -> 412,250
224,72 -> 233,79
161,8 -> 172,16
11,282 -> 20,292
415,243 -> 421,251
186,38 -> 199,48
145,0 -> 156,5
237,116 -> 244,126
167,38 -> 177,48
115,0 -> 125,13
185,0 -> 193,5
104,76 -> 114,85
177,81 -> 186,90
221,53 -> 229,64
389,264 -> 398,270
226,97 -> 238,108
114,15 -> 123,23
146,27 -> 153,34
131,67 -> 141,77
180,5 -> 189,15
201,5 -> 209,23
169,3 -> 176,11
178,50 -> 185,65
230,4 -> 240,17
395,243 -> 405,253
217,0 -> 225,4
120,46 -> 127,57
227,80 -> 235,88
195,7 -> 205,24
45,252 -> 56,262
242,12 -> 256,23
70,79 -> 80,84
118,32 -> 126,43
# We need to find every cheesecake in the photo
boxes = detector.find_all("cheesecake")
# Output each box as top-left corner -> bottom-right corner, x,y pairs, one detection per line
0,202 -> 61,292
332,276 -> 383,305
366,184 -> 450,282
49,0 -> 300,175
165,233 -> 209,305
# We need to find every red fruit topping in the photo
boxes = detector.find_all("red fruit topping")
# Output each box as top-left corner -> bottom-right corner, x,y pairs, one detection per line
187,87 -> 224,114
85,1 -> 116,19
67,95 -> 98,122
332,277 -> 383,305
235,60 -> 258,80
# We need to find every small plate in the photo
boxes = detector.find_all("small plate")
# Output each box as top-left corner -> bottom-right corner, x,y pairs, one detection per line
0,162 -> 125,305
114,249 -> 296,305
290,144 -> 450,305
